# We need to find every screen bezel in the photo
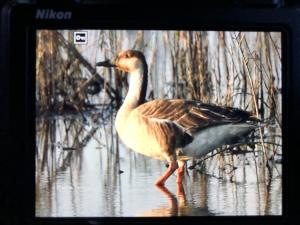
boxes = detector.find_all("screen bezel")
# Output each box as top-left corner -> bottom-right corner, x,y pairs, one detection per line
4,3 -> 299,225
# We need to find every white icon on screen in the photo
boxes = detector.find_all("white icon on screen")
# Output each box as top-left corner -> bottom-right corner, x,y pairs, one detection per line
74,31 -> 88,44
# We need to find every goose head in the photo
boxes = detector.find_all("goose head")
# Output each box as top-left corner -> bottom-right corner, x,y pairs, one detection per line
96,50 -> 147,74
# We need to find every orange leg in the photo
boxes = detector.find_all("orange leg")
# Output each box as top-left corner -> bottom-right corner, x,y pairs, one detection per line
176,161 -> 185,184
155,161 -> 178,186
176,181 -> 186,205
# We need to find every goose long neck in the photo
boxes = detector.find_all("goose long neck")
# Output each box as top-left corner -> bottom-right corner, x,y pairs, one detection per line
123,67 -> 148,110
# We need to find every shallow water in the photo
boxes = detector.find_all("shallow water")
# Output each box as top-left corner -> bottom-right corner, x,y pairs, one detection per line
35,118 -> 282,217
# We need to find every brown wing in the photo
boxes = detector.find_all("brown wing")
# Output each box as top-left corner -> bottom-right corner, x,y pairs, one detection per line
136,99 -> 254,133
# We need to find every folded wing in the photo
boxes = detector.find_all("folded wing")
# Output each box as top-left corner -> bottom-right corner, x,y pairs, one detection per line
136,99 -> 255,133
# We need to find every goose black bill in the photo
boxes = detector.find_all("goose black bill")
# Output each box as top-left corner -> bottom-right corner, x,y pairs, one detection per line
96,60 -> 116,67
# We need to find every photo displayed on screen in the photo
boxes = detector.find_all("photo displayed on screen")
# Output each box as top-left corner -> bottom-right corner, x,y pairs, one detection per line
35,30 -> 282,217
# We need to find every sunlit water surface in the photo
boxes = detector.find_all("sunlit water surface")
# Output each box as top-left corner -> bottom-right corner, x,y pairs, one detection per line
35,120 -> 282,217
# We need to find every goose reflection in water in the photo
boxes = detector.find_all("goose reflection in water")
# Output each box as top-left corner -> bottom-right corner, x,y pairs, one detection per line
137,183 -> 213,217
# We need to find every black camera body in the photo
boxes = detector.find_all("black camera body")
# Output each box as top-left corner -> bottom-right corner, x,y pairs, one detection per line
1,1 -> 300,225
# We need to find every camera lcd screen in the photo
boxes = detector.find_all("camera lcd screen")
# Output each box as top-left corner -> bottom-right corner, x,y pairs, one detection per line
35,29 -> 282,217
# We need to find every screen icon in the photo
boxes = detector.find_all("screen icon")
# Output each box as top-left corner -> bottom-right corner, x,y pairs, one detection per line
74,31 -> 88,44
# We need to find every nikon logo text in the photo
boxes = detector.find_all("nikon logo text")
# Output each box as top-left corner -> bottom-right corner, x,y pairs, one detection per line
36,9 -> 72,20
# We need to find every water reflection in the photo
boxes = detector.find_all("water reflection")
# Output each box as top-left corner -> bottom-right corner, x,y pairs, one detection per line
35,115 -> 282,217
137,184 -> 212,217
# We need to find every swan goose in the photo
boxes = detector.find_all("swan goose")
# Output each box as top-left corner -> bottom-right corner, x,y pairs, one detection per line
96,50 -> 258,186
